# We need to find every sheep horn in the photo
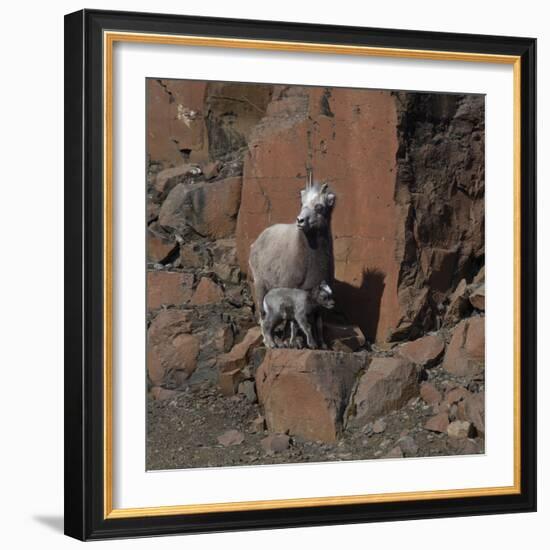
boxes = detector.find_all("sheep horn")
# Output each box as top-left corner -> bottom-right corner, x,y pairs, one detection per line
306,168 -> 312,189
321,182 -> 328,193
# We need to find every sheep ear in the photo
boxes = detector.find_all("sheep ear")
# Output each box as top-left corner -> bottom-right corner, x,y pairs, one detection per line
325,192 -> 336,207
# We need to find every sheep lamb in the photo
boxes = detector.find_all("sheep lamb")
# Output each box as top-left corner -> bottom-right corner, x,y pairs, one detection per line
261,282 -> 335,349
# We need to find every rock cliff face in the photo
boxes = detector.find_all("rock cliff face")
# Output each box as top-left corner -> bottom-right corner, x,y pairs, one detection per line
145,79 -> 485,468
234,86 -> 484,342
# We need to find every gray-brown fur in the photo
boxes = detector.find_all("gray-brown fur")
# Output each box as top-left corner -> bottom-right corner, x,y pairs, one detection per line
248,177 -> 336,346
261,282 -> 335,349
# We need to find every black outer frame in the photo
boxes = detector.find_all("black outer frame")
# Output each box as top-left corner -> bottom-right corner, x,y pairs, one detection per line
64,9 -> 537,541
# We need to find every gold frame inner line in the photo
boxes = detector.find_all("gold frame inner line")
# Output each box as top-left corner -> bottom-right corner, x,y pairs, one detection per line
102,30 -> 522,520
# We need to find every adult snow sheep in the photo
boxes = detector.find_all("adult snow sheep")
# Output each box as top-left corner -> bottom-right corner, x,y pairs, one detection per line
248,175 -> 336,348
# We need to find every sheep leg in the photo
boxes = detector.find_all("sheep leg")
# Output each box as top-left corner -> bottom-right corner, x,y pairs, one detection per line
296,314 -> 317,349
261,314 -> 278,348
253,280 -> 267,321
316,313 -> 328,350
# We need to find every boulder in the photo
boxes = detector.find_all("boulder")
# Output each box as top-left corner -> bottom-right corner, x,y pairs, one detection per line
444,386 -> 472,406
147,232 -> 178,264
147,271 -> 194,310
349,356 -> 419,424
147,310 -> 198,386
398,334 -> 445,368
469,284 -> 485,311
463,392 -> 485,435
420,382 -> 442,405
153,162 -> 202,196
447,420 -> 476,439
424,412 -> 450,433
218,327 -> 263,372
442,317 -> 485,378
146,79 -> 208,166
256,349 -> 364,443
159,177 -> 242,239
189,277 -> 224,305
444,279 -> 472,326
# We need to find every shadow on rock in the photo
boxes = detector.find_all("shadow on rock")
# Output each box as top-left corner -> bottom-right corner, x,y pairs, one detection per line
332,268 -> 385,343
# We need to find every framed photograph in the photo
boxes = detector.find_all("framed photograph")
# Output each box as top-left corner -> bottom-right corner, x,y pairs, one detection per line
64,9 -> 536,540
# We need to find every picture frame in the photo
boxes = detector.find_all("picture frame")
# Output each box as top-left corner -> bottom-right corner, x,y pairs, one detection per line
64,8 -> 537,540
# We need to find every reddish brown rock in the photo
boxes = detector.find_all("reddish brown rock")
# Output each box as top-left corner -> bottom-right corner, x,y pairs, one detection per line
464,392 -> 485,435
189,277 -> 224,305
261,434 -> 290,454
218,368 -> 244,397
178,243 -> 203,268
420,382 -> 442,405
444,279 -> 472,326
424,412 -> 450,433
372,419 -> 387,433
384,446 -> 404,459
147,231 -> 178,263
147,79 -> 208,166
147,309 -> 198,386
201,160 -> 221,180
159,177 -> 242,239
442,317 -> 485,378
469,284 -> 485,311
150,386 -> 177,401
448,437 -> 483,455
398,334 -> 445,368
217,430 -> 245,447
153,163 -> 202,196
148,309 -> 193,345
447,420 -> 476,439
256,349 -> 363,443
147,271 -> 194,310
217,327 -> 263,373
444,386 -> 471,406
350,356 -> 419,424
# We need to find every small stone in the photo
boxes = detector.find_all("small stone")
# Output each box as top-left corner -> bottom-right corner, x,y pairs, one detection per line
217,430 -> 245,447
445,386 -> 471,405
261,434 -> 290,454
424,412 -> 450,433
189,277 -> 224,305
447,420 -> 476,439
384,446 -> 404,459
398,334 -> 445,368
150,387 -> 177,401
396,435 -> 418,457
372,419 -> 387,433
420,382 -> 442,405
469,284 -> 485,311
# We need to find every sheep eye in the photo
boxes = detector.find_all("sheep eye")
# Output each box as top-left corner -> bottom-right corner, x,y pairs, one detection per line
314,204 -> 323,213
